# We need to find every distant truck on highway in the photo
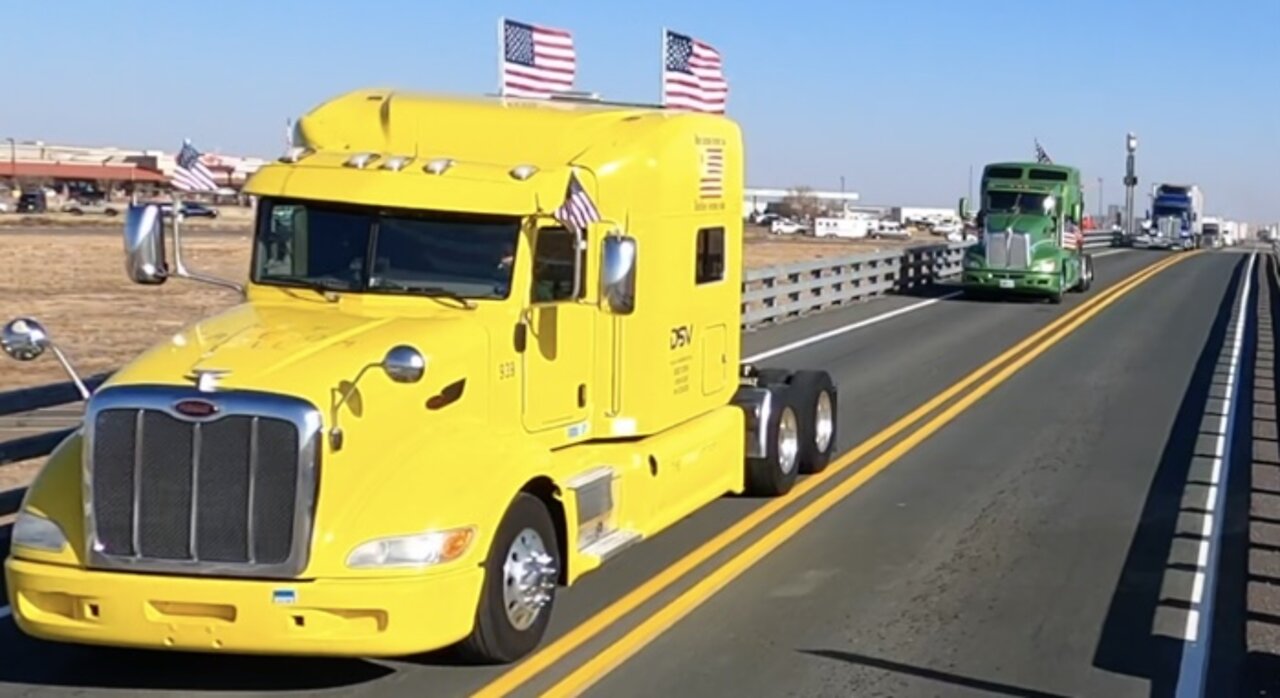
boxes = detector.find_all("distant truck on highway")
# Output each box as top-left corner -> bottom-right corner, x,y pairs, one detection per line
1142,183 -> 1203,250
956,161 -> 1094,303
1,88 -> 839,663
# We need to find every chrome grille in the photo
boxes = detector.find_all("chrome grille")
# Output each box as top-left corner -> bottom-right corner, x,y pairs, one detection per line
83,385 -> 321,578
983,231 -> 1031,270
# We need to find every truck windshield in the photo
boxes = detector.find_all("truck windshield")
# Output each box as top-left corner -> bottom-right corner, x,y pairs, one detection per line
252,198 -> 520,300
1152,204 -> 1188,218
986,191 -> 1050,214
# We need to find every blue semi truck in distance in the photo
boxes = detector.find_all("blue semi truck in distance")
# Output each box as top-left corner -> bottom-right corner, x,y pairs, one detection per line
1138,183 -> 1203,251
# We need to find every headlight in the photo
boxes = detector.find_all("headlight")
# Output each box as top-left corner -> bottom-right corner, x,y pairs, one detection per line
346,526 -> 476,569
964,255 -> 983,269
1032,258 -> 1057,272
13,509 -> 68,553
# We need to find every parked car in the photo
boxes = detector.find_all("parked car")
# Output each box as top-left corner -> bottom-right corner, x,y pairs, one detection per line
16,191 -> 47,213
771,217 -> 806,235
179,202 -> 219,218
62,200 -> 120,216
144,201 -> 220,218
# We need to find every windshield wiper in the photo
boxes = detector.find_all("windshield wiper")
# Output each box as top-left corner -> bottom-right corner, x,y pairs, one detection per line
267,275 -> 350,302
371,280 -> 477,309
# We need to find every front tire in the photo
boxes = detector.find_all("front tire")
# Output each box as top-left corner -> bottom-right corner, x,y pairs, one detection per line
457,493 -> 559,664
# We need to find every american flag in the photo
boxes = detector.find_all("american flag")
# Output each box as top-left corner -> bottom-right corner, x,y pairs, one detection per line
501,18 -> 576,99
699,143 -> 724,198
554,171 -> 601,235
1034,139 -> 1052,164
171,140 -> 219,192
1064,219 -> 1083,249
662,29 -> 727,113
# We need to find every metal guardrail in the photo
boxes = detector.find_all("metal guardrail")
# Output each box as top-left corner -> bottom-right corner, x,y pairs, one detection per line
742,241 -> 972,329
0,373 -> 109,515
0,235 -> 1123,515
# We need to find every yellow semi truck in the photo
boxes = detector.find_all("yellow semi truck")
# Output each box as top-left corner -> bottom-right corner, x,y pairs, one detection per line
2,88 -> 837,663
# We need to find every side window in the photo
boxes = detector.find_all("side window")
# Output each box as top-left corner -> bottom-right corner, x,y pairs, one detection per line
696,226 -> 725,284
531,226 -> 583,303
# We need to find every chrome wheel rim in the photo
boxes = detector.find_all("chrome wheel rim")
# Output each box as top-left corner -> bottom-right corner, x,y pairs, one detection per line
778,406 -> 800,474
501,527 -> 557,631
814,390 -> 834,453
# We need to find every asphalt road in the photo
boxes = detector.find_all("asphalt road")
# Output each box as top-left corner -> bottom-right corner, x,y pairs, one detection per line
0,247 -> 1271,697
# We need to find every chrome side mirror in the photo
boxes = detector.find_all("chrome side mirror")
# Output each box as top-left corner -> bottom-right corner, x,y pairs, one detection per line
601,234 -> 637,315
2,318 -> 91,399
2,317 -> 50,361
124,203 -> 168,284
122,198 -> 245,296
382,345 -> 426,383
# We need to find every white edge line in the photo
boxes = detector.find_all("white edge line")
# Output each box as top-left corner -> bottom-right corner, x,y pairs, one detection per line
743,292 -> 962,363
0,605 -> 10,620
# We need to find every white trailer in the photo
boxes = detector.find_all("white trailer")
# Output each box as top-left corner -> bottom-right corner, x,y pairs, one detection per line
813,216 -> 875,239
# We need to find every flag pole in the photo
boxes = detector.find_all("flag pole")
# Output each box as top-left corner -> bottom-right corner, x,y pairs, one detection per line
661,27 -> 669,107
497,16 -> 505,97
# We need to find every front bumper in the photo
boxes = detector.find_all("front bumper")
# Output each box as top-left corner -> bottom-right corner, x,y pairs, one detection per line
5,555 -> 485,657
962,269 -> 1061,296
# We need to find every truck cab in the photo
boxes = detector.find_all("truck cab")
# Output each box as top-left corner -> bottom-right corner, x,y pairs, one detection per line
957,162 -> 1093,302
2,89 -> 837,663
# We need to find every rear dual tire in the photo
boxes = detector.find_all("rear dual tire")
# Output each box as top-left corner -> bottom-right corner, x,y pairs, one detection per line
748,369 -> 839,496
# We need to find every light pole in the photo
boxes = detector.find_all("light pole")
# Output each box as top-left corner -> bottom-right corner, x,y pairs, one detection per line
1097,176 -> 1103,221
1124,132 -> 1138,238
5,138 -> 13,191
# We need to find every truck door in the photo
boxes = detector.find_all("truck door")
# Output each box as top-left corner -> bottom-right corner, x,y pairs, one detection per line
522,225 -> 594,433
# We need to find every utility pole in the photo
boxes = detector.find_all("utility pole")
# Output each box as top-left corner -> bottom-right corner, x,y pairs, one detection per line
5,137 -> 13,191
839,175 -> 845,193
1124,132 -> 1138,239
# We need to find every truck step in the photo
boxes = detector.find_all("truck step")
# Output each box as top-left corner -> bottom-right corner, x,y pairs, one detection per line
580,529 -> 642,562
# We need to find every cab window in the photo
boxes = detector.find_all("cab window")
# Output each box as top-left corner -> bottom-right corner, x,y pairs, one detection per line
531,226 -> 583,303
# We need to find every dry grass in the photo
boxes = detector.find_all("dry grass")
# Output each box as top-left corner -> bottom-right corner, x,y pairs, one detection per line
0,229 -> 248,390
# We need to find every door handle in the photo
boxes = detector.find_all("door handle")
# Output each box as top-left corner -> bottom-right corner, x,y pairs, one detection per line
577,383 -> 586,407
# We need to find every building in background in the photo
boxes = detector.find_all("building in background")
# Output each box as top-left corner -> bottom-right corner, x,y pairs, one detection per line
1,140 -> 265,204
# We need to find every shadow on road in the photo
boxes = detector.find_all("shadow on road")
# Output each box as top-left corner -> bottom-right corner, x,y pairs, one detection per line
800,649 -> 1070,698
1090,254 -> 1248,696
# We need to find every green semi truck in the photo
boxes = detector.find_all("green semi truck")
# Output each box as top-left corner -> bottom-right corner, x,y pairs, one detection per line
958,161 -> 1094,303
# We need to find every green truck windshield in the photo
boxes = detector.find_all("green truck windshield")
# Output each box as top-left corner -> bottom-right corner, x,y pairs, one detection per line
986,191 -> 1052,214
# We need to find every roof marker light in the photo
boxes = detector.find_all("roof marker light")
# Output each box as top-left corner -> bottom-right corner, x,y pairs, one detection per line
424,158 -> 454,175
344,152 -> 380,169
278,147 -> 314,163
381,155 -> 413,171
510,164 -> 539,180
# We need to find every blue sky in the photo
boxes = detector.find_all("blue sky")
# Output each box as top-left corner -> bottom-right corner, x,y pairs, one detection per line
3,1 -> 1277,220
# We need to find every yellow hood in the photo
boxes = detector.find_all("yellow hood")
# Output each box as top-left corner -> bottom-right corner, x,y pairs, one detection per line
108,302 -> 486,404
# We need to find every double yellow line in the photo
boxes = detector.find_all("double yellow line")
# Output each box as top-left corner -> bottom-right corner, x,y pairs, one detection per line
475,250 -> 1197,698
